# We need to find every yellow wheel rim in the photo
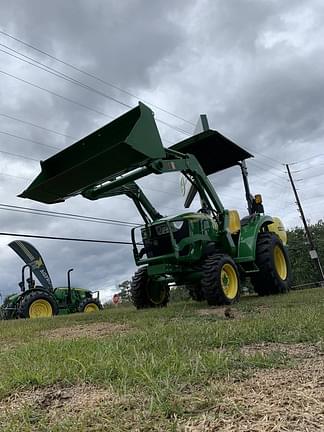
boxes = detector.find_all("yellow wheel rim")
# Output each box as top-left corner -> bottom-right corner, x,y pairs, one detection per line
29,299 -> 53,318
84,303 -> 99,313
274,245 -> 287,280
220,264 -> 238,300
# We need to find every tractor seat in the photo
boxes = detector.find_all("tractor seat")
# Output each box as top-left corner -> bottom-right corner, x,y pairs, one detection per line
228,210 -> 241,234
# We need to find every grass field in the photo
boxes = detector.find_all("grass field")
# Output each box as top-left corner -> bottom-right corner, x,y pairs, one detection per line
0,288 -> 323,431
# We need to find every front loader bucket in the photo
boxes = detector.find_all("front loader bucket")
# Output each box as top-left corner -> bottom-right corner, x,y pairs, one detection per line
19,103 -> 166,204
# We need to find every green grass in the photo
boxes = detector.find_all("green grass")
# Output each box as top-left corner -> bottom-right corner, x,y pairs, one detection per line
0,288 -> 323,431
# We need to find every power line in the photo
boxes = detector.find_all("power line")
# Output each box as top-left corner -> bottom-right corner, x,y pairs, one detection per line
0,231 -> 133,244
0,68 -> 190,137
0,44 -> 133,109
0,113 -> 76,139
0,69 -> 116,120
1,44 -> 193,136
0,29 -> 195,127
0,203 -> 138,227
248,158 -> 286,176
0,30 -> 288,163
0,130 -> 59,150
297,171 -> 324,182
0,148 -> 39,162
289,153 -> 324,166
0,33 -> 290,191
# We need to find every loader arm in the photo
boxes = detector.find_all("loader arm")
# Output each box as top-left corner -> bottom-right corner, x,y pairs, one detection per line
85,181 -> 163,223
19,102 -> 252,227
82,151 -> 225,218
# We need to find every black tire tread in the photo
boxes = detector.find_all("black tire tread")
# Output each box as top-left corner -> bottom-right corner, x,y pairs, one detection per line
201,254 -> 240,306
131,267 -> 170,309
78,297 -> 103,312
251,232 -> 291,296
18,290 -> 59,318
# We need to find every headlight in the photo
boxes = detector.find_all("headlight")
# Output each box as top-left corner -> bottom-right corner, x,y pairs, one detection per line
173,221 -> 184,230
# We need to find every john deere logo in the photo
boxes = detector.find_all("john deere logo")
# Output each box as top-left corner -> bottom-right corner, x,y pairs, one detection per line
32,258 -> 43,269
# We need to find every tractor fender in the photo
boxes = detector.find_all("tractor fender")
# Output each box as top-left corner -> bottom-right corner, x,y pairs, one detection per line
237,214 -> 273,262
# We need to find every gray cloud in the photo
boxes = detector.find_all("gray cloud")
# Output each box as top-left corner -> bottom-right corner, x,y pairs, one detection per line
0,0 -> 323,299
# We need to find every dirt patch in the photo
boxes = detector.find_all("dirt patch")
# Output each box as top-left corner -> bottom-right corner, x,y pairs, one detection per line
197,306 -> 242,320
40,322 -> 130,340
240,342 -> 323,359
183,350 -> 324,432
0,383 -> 114,416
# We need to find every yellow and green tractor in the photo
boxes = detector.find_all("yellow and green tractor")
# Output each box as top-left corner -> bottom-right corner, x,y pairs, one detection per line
0,241 -> 102,319
19,103 -> 292,309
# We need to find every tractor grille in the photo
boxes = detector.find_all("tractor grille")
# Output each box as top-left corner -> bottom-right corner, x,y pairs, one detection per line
141,221 -> 189,258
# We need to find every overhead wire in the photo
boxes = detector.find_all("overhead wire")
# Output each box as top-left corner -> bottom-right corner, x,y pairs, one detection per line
0,113 -> 76,139
0,36 -> 193,136
0,43 -> 196,136
0,29 -> 288,162
0,69 -> 116,121
0,29 -> 195,127
289,153 -> 324,166
0,231 -> 133,244
0,148 -> 39,162
0,130 -> 59,150
0,203 -> 138,227
0,30 -> 303,225
0,68 -> 190,138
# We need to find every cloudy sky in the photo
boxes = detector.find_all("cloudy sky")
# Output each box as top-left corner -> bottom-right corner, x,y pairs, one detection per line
0,0 -> 323,300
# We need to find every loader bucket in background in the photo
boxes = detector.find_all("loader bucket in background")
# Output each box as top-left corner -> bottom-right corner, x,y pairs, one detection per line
170,129 -> 253,175
19,102 -> 166,204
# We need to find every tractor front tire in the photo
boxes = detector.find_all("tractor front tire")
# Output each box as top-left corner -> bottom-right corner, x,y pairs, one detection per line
0,307 -> 15,320
18,291 -> 59,319
251,232 -> 291,296
131,267 -> 170,309
78,298 -> 103,313
201,254 -> 240,306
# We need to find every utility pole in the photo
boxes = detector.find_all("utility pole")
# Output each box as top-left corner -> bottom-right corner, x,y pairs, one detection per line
286,163 -> 324,283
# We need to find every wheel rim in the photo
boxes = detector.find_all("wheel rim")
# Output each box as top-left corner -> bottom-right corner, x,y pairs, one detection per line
274,245 -> 287,280
29,299 -> 53,318
146,281 -> 167,305
220,264 -> 238,299
84,303 -> 99,313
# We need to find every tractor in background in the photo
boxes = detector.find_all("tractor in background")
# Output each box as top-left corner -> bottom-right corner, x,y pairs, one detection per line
19,103 -> 292,309
0,241 -> 102,319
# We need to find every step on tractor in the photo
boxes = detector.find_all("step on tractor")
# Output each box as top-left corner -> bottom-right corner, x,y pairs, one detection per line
19,103 -> 292,309
0,240 -> 102,319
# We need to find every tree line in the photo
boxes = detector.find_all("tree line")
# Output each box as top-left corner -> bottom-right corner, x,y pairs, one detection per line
287,219 -> 324,286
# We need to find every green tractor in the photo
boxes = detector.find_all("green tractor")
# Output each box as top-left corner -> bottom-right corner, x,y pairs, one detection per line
1,241 -> 102,319
19,103 -> 292,309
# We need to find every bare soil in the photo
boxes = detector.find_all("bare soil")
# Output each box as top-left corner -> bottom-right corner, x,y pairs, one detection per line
197,306 -> 242,320
183,343 -> 324,432
0,383 -> 114,416
40,322 -> 130,340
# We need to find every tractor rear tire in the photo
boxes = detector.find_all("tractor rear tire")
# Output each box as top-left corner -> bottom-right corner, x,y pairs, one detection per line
251,232 -> 291,296
131,267 -> 170,309
78,298 -> 103,313
18,290 -> 59,319
201,254 -> 240,306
